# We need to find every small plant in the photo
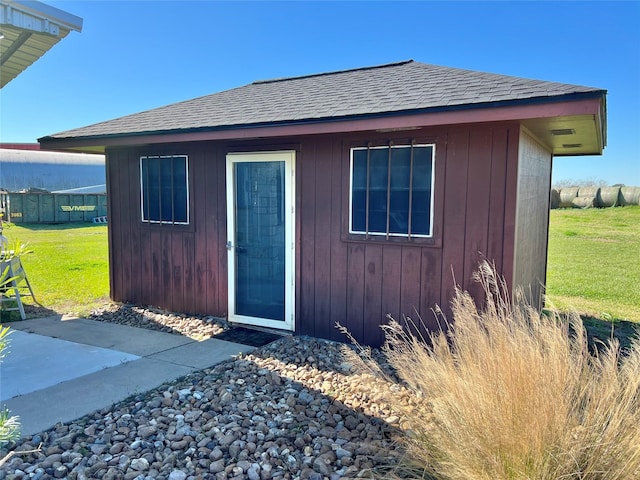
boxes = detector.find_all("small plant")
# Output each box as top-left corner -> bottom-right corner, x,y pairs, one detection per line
1,240 -> 36,321
0,408 -> 20,444
371,261 -> 640,480
0,239 -> 33,262
0,325 -> 10,362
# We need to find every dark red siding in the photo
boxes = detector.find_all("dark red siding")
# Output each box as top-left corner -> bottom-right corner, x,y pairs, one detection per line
106,143 -> 229,317
106,123 -> 521,346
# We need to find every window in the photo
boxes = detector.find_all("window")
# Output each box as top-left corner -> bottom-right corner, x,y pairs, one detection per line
350,144 -> 435,237
140,155 -> 189,224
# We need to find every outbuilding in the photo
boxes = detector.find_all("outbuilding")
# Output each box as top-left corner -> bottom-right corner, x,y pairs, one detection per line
40,60 -> 607,346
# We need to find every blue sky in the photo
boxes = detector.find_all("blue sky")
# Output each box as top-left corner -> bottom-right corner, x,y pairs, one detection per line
1,0 -> 638,185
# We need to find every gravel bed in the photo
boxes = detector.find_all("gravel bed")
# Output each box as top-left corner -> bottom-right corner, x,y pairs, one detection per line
88,305 -> 229,340
1,307 -> 418,480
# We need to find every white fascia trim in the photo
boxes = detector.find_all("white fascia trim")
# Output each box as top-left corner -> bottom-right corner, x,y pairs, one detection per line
2,0 -> 83,35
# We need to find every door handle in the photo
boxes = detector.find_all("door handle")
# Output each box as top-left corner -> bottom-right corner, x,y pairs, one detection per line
226,241 -> 233,251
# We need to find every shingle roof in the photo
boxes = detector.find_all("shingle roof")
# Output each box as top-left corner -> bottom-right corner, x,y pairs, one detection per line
44,60 -> 604,140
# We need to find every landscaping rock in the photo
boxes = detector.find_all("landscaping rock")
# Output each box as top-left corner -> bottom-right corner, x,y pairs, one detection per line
0,307 -> 417,479
89,304 -> 227,340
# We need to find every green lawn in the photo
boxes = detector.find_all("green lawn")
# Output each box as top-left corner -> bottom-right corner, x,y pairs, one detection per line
1,223 -> 109,318
546,206 -> 640,322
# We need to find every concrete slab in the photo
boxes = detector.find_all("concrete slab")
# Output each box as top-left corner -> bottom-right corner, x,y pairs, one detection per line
0,331 -> 140,401
8,316 -> 194,356
3,358 -> 194,436
1,316 -> 256,436
147,338 -> 254,369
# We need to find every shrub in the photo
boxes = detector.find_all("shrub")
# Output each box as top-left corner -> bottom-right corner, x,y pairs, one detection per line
379,261 -> 640,480
552,178 -> 608,189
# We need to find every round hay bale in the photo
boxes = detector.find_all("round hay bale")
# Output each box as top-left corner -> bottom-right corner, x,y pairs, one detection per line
599,186 -> 621,207
571,196 -> 596,209
559,187 -> 579,208
620,186 -> 640,206
578,186 -> 601,207
550,189 -> 560,209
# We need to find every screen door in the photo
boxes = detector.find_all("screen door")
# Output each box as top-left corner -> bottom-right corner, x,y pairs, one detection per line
226,151 -> 295,330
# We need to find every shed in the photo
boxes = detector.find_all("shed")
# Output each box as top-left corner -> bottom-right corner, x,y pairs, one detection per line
39,60 -> 607,346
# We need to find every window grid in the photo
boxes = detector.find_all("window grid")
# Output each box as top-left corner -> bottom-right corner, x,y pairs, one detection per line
140,155 -> 189,225
385,145 -> 392,238
365,145 -> 371,236
143,159 -> 149,221
169,158 -> 175,222
407,143 -> 415,238
350,142 -> 434,239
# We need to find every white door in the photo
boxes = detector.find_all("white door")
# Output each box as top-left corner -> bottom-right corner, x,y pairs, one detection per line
226,151 -> 295,331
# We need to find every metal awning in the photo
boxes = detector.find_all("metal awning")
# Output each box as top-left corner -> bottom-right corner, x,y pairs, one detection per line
0,0 -> 82,88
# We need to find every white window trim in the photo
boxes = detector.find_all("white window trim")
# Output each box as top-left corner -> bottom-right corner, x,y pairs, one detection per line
139,155 -> 190,225
349,144 -> 436,238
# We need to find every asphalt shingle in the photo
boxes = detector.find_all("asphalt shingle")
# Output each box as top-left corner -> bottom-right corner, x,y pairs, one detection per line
44,60 -> 603,140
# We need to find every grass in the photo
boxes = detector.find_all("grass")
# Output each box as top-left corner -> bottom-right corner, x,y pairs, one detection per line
1,223 -> 109,318
375,262 -> 640,480
546,206 -> 640,322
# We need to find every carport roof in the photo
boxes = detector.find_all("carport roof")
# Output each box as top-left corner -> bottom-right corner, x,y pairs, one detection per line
40,60 -> 607,156
0,0 -> 82,88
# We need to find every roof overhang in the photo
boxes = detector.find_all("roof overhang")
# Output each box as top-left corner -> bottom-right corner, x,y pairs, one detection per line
39,94 -> 607,156
0,0 -> 82,88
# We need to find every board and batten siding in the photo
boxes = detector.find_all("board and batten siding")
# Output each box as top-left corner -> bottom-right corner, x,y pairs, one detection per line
512,128 -> 553,308
296,125 -> 520,346
106,145 -> 229,318
106,123 -> 522,347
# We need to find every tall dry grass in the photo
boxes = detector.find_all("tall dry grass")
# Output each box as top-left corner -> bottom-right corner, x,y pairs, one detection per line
379,261 -> 640,480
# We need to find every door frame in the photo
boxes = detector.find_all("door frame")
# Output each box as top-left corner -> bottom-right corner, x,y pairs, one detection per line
225,150 -> 296,331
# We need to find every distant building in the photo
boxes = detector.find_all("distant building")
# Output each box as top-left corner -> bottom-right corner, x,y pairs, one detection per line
0,146 -> 105,193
